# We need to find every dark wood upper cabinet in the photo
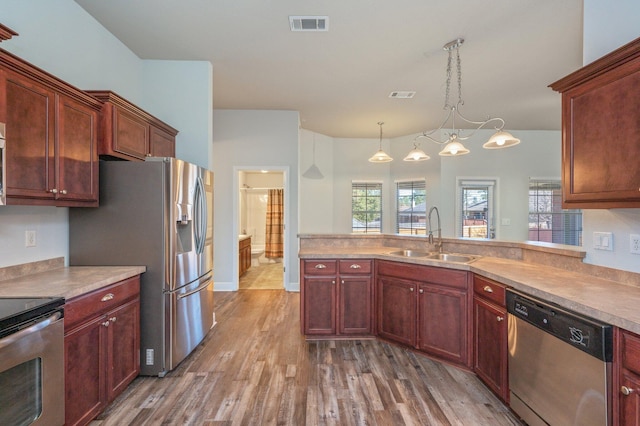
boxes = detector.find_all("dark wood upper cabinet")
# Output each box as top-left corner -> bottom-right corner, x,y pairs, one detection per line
550,37 -> 640,208
0,48 -> 101,207
87,90 -> 177,161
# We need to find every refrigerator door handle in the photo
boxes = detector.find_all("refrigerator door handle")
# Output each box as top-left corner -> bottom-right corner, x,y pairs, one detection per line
177,277 -> 212,300
193,176 -> 207,254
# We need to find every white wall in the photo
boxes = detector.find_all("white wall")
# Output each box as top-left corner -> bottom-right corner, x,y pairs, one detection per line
580,0 -> 640,273
299,129 -> 334,233
299,129 -> 561,243
212,110 -> 299,291
0,0 -> 213,268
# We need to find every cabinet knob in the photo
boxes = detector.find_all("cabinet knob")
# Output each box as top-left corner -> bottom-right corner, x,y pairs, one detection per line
146,153 -> 152,157
621,386 -> 635,396
102,321 -> 110,327
349,264 -> 361,269
341,280 -> 344,284
315,264 -> 327,269
410,287 -> 414,292
331,280 -> 336,284
49,188 -> 58,194
101,293 -> 115,302
483,285 -> 494,293
419,289 -> 424,294
497,316 -> 505,322
110,317 -> 117,323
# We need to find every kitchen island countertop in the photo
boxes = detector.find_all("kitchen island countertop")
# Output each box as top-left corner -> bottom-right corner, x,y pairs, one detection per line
300,245 -> 640,335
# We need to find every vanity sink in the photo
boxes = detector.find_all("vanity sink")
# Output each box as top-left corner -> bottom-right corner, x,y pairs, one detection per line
388,250 -> 432,258
426,253 -> 478,263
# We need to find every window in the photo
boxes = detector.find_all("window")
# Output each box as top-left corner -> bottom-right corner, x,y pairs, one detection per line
528,179 -> 582,246
396,180 -> 426,235
457,179 -> 496,239
352,182 -> 382,233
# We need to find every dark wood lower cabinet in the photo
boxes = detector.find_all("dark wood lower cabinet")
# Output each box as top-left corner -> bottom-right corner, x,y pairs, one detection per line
376,260 -> 471,369
64,276 -> 140,426
615,327 -> 640,425
301,259 -> 373,338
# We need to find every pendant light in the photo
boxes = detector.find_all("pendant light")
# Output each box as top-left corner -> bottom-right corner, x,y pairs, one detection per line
403,141 -> 430,162
302,133 -> 324,179
417,38 -> 520,156
368,121 -> 393,163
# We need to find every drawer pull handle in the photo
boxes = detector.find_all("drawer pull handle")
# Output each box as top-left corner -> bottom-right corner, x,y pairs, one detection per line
101,293 -> 115,302
314,264 -> 327,269
483,285 -> 494,293
621,386 -> 635,396
497,316 -> 505,322
350,264 -> 361,269
102,321 -> 110,327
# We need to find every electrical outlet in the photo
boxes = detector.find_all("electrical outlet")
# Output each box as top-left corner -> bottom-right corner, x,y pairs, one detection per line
25,230 -> 36,247
631,234 -> 640,255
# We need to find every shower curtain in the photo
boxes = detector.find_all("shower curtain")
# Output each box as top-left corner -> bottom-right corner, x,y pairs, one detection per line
265,189 -> 284,259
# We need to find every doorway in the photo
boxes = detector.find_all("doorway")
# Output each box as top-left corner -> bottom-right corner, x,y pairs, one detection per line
236,169 -> 286,290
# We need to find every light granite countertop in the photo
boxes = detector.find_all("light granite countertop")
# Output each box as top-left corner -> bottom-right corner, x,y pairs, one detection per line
0,262 -> 146,300
299,246 -> 640,335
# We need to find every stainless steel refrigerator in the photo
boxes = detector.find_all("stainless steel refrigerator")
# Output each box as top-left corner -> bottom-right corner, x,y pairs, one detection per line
69,157 -> 214,376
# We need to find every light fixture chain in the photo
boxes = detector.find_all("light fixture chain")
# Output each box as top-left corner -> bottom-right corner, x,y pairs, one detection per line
444,48 -> 452,110
456,46 -> 463,105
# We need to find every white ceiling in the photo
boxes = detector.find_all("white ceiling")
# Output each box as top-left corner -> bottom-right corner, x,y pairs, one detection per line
74,0 -> 584,138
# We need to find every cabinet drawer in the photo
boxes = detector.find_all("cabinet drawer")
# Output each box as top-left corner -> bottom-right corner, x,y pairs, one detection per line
377,260 -> 467,289
339,259 -> 372,275
304,260 -> 337,275
621,329 -> 640,376
65,276 -> 140,330
473,275 -> 507,306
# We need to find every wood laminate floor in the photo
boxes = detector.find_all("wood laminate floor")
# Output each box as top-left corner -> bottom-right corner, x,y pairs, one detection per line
92,290 -> 522,425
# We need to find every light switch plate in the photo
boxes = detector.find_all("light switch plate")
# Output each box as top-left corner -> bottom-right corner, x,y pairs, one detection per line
593,232 -> 613,251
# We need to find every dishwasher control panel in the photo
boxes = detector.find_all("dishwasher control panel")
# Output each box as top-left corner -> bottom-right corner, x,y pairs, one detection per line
507,289 -> 612,362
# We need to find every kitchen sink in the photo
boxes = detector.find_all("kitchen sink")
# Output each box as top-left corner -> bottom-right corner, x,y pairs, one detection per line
388,250 -> 432,257
426,253 -> 478,263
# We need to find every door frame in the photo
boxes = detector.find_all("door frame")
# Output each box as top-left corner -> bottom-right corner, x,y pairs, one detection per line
232,166 -> 290,291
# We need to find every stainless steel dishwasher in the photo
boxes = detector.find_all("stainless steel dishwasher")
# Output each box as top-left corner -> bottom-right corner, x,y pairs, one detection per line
506,289 -> 613,426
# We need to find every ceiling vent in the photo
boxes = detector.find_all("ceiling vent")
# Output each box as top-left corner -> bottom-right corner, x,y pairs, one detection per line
389,91 -> 416,99
289,16 -> 329,32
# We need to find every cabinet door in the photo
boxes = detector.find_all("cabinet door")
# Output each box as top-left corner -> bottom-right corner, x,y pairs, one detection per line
150,125 -> 176,157
113,106 -> 149,160
619,371 -> 640,425
474,296 -> 508,402
106,298 -> 140,402
417,283 -> 468,366
3,70 -> 56,201
57,94 -> 99,204
65,316 -> 107,426
303,276 -> 336,335
377,276 -> 416,346
339,275 -> 372,335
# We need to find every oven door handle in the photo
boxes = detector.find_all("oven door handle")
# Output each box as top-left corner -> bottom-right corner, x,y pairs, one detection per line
0,311 -> 62,350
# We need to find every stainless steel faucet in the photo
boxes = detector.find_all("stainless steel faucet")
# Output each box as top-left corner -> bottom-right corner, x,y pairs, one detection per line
428,206 -> 443,253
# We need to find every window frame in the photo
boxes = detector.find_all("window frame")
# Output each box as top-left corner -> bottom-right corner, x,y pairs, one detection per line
351,181 -> 383,234
395,179 -> 427,235
456,178 -> 497,239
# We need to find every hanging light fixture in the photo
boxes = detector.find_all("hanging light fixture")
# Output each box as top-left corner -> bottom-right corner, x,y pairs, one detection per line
302,133 -> 324,179
417,38 -> 520,156
368,121 -> 393,163
403,141 -> 430,162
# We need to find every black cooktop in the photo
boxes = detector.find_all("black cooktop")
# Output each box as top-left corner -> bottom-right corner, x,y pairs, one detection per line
0,297 -> 64,339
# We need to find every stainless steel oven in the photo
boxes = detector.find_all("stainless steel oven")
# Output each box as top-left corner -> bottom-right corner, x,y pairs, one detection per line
0,297 -> 65,426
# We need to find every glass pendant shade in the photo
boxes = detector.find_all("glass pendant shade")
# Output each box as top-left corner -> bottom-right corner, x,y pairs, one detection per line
439,140 -> 470,156
403,146 -> 430,162
369,149 -> 393,163
483,130 -> 521,149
